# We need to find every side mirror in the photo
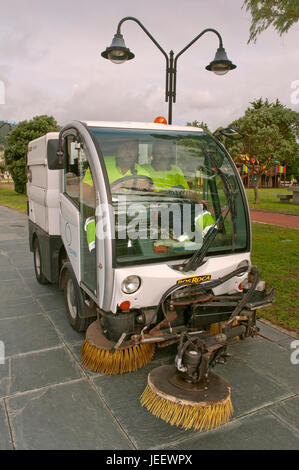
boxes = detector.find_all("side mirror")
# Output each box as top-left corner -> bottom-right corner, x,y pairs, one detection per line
214,127 -> 244,140
47,139 -> 65,169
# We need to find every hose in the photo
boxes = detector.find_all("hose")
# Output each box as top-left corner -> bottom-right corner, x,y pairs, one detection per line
227,265 -> 259,324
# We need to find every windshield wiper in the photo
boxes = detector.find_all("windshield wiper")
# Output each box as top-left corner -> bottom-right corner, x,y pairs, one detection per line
201,145 -> 238,250
180,145 -> 237,273
181,205 -> 231,272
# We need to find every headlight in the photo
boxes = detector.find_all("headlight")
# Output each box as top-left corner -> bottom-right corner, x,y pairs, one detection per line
121,275 -> 141,294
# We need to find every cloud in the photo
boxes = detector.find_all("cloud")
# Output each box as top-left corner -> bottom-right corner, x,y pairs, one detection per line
0,0 -> 298,130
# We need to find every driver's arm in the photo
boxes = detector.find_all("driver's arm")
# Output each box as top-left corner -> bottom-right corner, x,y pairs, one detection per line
171,168 -> 213,212
82,182 -> 96,206
181,189 -> 213,214
81,168 -> 96,207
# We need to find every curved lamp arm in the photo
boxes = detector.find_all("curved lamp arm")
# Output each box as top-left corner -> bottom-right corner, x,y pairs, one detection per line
117,17 -> 169,62
117,17 -> 170,101
173,29 -> 223,103
175,28 -> 223,62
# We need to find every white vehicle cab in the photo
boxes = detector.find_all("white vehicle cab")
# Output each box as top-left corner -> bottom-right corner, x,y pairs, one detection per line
27,119 -> 274,427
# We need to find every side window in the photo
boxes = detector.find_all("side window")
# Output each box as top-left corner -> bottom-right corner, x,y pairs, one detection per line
64,135 -> 95,204
65,136 -> 79,201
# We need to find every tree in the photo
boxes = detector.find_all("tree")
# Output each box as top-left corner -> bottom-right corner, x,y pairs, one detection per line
243,0 -> 299,42
4,115 -> 60,193
226,98 -> 299,202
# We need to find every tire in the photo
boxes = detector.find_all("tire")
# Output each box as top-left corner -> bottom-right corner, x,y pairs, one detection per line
63,266 -> 94,332
33,238 -> 49,285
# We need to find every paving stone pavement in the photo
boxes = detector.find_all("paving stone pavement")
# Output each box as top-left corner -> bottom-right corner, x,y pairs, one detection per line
0,206 -> 298,450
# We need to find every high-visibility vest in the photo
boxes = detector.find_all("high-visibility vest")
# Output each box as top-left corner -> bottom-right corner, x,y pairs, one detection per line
195,210 -> 215,237
82,158 -> 148,250
141,164 -> 189,191
82,157 -> 148,186
175,210 -> 214,242
84,216 -> 96,252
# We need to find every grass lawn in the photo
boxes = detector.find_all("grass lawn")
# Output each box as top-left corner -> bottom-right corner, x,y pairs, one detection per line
251,222 -> 299,336
245,188 -> 299,215
0,185 -> 27,213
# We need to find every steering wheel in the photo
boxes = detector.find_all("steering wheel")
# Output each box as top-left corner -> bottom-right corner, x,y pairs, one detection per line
110,175 -> 154,192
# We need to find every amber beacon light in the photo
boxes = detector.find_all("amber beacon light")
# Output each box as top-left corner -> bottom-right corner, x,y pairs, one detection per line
154,116 -> 167,124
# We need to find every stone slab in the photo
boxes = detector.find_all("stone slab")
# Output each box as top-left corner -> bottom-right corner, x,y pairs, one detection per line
6,380 -> 134,450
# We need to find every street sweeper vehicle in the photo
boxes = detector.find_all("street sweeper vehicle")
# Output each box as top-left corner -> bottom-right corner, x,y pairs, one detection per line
26,119 -> 274,431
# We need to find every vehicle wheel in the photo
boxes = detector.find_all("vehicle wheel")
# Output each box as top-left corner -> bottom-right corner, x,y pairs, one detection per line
63,267 -> 94,332
33,238 -> 49,285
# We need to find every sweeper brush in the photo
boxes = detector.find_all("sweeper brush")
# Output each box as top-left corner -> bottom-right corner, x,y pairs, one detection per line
140,331 -> 236,431
140,365 -> 233,431
81,319 -> 155,374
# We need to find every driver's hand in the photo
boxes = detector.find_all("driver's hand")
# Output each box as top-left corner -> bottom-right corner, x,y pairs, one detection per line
137,179 -> 153,191
111,178 -> 153,192
111,181 -> 130,192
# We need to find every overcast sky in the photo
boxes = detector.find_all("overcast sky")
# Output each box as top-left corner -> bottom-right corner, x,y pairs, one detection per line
0,0 -> 298,131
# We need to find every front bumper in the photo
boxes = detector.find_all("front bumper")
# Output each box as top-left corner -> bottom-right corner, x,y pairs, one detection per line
101,265 -> 274,344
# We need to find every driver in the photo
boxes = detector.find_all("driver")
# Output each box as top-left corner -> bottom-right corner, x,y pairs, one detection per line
142,141 -> 214,245
141,141 -> 189,191
81,139 -> 150,251
83,139 -> 148,189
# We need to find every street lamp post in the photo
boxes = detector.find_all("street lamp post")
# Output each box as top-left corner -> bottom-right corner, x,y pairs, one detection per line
101,17 -> 236,124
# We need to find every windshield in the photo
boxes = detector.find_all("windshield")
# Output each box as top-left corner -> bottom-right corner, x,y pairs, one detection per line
89,128 -> 249,266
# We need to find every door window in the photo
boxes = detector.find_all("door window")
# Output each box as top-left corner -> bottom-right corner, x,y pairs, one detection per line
64,135 -> 97,293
